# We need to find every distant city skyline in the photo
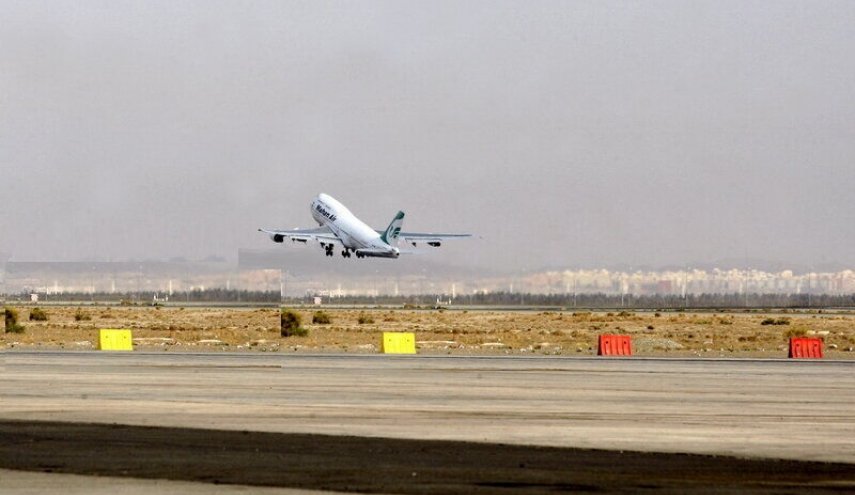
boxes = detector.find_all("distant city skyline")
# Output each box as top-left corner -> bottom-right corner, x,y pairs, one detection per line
2,253 -> 853,297
2,2 -> 853,270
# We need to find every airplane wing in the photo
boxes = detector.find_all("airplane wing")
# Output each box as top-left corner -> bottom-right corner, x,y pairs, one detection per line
258,227 -> 341,245
395,231 -> 472,247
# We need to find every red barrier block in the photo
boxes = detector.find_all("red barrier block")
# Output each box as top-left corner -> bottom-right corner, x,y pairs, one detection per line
789,337 -> 823,359
598,334 -> 633,356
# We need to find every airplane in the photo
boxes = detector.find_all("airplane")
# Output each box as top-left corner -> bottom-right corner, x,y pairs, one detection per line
259,193 -> 471,259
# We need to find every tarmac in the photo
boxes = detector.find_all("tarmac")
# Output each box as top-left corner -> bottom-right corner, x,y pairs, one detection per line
1,351 -> 854,493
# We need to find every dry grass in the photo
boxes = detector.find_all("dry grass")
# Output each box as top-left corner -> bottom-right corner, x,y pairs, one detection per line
1,306 -> 853,358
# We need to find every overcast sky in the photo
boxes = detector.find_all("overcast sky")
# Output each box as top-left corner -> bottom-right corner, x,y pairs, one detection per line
1,1 -> 853,270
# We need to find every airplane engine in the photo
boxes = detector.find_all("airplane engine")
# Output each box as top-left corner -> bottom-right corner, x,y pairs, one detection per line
428,241 -> 441,247
270,233 -> 285,243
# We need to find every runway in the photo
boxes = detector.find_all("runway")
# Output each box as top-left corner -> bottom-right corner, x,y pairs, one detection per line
1,351 -> 854,493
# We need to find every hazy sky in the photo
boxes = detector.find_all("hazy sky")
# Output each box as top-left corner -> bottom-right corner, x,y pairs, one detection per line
2,1 -> 853,270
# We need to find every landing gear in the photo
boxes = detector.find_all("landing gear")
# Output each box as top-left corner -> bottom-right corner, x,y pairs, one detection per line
341,249 -> 352,258
323,243 -> 334,257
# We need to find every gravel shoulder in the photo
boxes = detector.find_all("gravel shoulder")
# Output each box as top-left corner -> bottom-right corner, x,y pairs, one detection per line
3,306 -> 854,358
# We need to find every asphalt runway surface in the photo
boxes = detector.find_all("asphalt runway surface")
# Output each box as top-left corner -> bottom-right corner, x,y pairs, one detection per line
1,351 -> 854,493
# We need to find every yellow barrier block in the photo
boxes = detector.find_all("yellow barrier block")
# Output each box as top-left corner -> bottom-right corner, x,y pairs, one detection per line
99,329 -> 134,351
381,332 -> 416,354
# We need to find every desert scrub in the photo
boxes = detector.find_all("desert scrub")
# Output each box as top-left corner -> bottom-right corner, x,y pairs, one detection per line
4,307 -> 25,333
281,309 -> 308,337
357,313 -> 375,325
761,317 -> 790,326
74,309 -> 92,321
784,328 -> 808,338
312,311 -> 332,325
29,307 -> 49,321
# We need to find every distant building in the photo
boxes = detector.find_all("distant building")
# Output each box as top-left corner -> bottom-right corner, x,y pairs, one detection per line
1,253 -> 852,297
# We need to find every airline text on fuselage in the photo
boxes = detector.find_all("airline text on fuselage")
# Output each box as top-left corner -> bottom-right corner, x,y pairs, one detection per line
315,203 -> 337,222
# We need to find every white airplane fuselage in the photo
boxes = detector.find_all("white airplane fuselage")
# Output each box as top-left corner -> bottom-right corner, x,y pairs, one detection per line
311,193 -> 399,258
260,193 -> 469,259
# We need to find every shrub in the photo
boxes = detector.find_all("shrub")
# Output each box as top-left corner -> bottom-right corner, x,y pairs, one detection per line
312,311 -> 332,325
761,317 -> 791,326
4,307 -> 17,326
4,307 -> 25,333
74,309 -> 92,321
291,326 -> 309,337
784,328 -> 808,338
281,309 -> 307,337
357,313 -> 374,325
29,307 -> 49,321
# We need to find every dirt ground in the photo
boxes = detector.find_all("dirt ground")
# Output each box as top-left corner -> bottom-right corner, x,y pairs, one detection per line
3,305 -> 854,358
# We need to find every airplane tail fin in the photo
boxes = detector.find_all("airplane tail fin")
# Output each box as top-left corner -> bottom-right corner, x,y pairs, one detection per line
381,211 -> 405,246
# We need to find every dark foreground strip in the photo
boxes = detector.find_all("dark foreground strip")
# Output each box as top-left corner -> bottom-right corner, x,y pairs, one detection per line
1,420 -> 853,494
